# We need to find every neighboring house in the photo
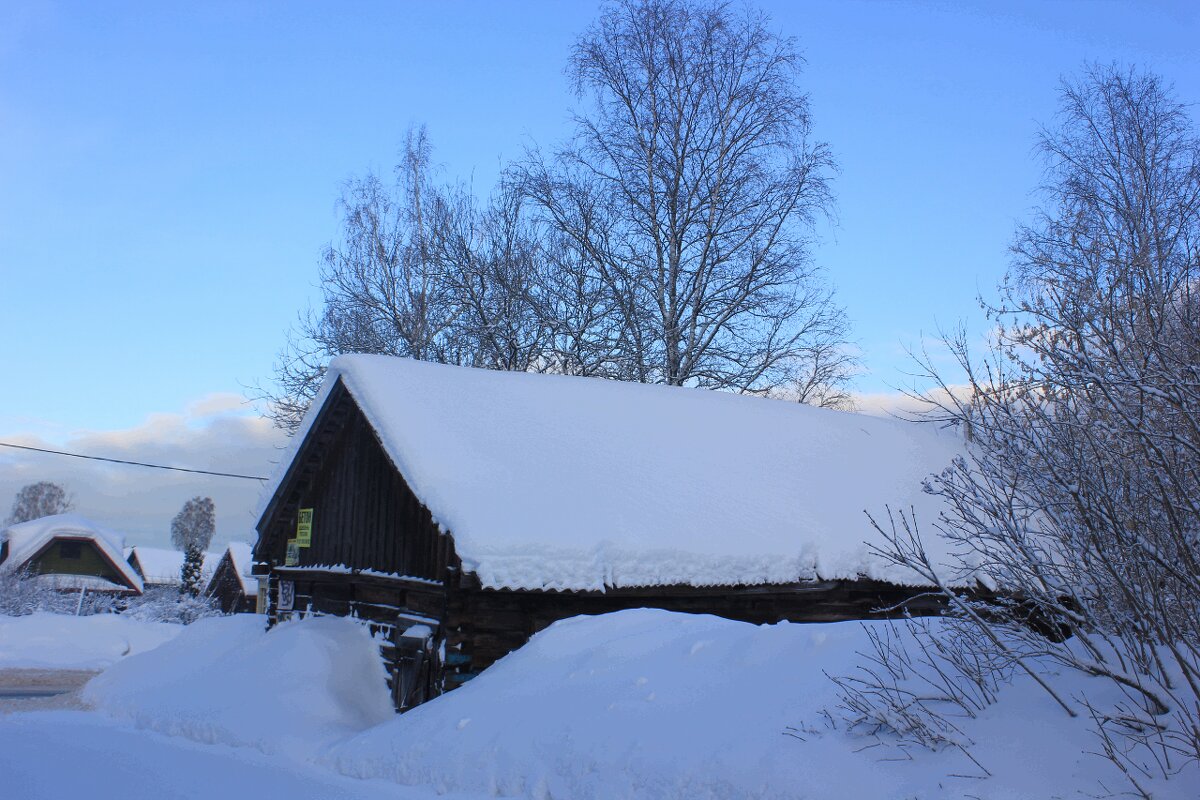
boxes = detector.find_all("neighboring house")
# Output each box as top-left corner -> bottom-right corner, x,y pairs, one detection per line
126,546 -> 219,590
205,542 -> 258,613
0,513 -> 143,595
254,355 -> 968,710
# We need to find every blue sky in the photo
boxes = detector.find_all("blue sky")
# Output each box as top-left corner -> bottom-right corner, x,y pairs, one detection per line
0,1 -> 1197,541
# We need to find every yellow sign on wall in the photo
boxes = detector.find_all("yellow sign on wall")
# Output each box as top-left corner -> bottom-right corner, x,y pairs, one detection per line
296,508 -> 313,548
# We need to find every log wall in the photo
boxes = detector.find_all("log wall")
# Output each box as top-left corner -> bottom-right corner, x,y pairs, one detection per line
443,577 -> 947,684
256,380 -> 454,582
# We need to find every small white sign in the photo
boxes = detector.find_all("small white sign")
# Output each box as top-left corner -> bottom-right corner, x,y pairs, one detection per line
278,580 -> 295,611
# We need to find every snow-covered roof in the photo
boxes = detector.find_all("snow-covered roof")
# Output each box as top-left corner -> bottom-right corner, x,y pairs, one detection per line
262,355 -> 969,591
0,513 -> 144,593
128,546 -> 220,586
224,541 -> 257,594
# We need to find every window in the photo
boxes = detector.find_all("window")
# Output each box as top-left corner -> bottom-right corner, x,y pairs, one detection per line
59,541 -> 82,559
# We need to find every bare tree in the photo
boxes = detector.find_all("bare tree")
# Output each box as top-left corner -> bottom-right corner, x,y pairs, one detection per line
433,182 -> 554,373
518,0 -> 851,397
171,496 -> 215,598
856,65 -> 1199,796
264,2 -> 854,429
6,481 -> 72,525
268,127 -> 465,431
266,128 -> 557,431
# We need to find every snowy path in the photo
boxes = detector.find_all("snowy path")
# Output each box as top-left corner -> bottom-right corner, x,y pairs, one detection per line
0,710 -> 486,800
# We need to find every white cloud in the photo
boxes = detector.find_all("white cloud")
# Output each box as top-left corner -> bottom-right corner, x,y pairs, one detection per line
0,398 -> 290,551
185,392 -> 257,419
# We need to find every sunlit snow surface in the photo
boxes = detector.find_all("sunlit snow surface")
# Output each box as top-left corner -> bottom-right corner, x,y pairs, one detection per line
260,356 -> 970,590
0,611 -> 180,669
16,611 -> 1187,800
332,609 -> 1197,800
83,614 -> 393,760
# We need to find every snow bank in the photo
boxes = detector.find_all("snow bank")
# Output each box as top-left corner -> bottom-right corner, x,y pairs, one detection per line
1,711 -> 454,800
83,614 -> 394,760
262,355 -> 969,591
0,612 -> 181,669
328,610 -> 1184,800
31,607 -> 1192,799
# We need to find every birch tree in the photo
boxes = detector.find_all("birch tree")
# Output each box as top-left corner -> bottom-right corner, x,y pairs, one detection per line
6,481 -> 72,525
270,127 -> 465,431
519,0 -> 852,397
268,129 -> 553,431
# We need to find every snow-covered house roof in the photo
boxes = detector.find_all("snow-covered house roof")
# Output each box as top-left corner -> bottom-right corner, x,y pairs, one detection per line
126,546 -> 220,586
260,355 -> 968,592
202,541 -> 260,613
0,513 -> 144,593
224,541 -> 257,594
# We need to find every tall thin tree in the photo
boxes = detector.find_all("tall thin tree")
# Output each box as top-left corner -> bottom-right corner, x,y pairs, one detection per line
171,496 -> 215,598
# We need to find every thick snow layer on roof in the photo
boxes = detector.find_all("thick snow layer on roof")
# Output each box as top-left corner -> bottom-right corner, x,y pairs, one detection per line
0,513 -> 143,592
129,546 -> 219,585
262,356 -> 969,591
30,574 -> 130,592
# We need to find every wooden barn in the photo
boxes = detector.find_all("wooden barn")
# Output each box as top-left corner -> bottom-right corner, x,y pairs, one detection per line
254,355 -> 966,710
0,513 -> 143,596
205,542 -> 259,613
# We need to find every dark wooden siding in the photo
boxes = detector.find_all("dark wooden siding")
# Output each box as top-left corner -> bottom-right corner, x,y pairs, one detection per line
443,577 -> 948,684
256,380 -> 454,583
25,537 -> 138,593
206,553 -> 255,613
256,381 -> 460,709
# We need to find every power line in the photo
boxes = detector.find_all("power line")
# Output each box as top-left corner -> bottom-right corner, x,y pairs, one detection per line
0,441 -> 268,481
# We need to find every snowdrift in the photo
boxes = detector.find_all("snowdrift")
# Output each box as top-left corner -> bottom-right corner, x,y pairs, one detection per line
68,609 -> 1196,799
329,610 -> 1179,800
82,614 -> 394,760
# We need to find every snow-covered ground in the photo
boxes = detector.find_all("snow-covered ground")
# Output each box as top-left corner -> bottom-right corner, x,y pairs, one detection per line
2,610 -> 1196,799
327,610 -> 1190,799
83,614 -> 394,760
1,711 -> 484,800
0,611 -> 181,669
